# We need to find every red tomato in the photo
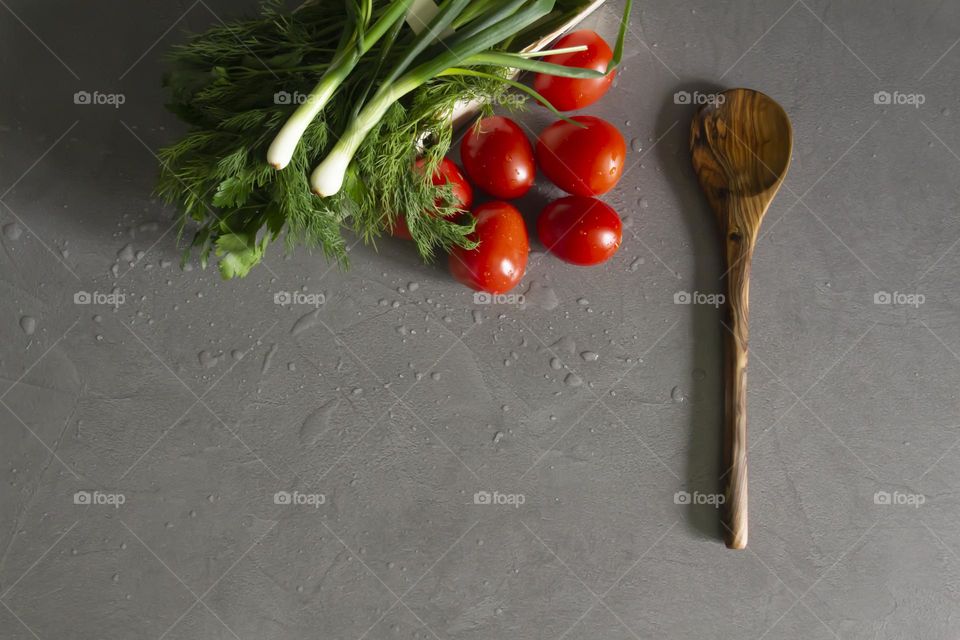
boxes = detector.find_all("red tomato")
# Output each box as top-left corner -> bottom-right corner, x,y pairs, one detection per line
390,158 -> 474,240
537,196 -> 622,266
536,116 -> 626,196
460,116 -> 535,199
533,30 -> 615,111
449,201 -> 529,294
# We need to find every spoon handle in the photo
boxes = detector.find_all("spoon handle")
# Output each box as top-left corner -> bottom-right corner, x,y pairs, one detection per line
722,220 -> 754,550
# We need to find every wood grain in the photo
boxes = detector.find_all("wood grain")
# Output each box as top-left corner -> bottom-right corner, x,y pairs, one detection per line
689,88 -> 792,549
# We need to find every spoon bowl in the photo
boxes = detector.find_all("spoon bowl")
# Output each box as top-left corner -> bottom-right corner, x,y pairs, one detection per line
689,88 -> 792,549
692,90 -> 792,202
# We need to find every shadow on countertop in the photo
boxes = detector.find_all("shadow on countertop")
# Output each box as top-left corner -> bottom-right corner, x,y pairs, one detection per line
656,80 -> 727,543
0,0 -> 264,266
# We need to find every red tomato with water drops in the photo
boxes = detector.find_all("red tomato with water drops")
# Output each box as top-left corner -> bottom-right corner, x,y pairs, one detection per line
449,201 -> 529,294
460,116 -> 535,199
390,158 -> 474,240
537,196 -> 622,266
533,30 -> 615,112
536,115 -> 625,196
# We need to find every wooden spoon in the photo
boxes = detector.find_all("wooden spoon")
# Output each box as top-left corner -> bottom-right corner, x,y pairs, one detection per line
689,88 -> 792,549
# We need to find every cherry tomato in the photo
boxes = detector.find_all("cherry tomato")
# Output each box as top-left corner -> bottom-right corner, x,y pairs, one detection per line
460,116 -> 535,199
536,116 -> 626,196
533,30 -> 615,111
390,158 -> 474,240
449,201 -> 529,294
537,196 -> 622,266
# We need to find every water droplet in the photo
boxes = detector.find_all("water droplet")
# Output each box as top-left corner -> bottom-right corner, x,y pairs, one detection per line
564,373 -> 583,387
523,281 -> 559,310
493,431 -> 504,443
117,244 -> 135,263
549,357 -> 563,370
3,222 -> 22,240
408,282 -> 420,292
300,399 -> 340,445
291,308 -> 321,336
630,137 -> 643,152
261,343 -> 278,374
19,316 -> 36,335
580,351 -> 599,362
629,257 -> 645,272
671,386 -> 686,403
231,349 -> 245,361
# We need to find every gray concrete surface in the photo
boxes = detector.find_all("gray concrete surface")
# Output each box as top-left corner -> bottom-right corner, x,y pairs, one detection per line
2,1 -> 959,638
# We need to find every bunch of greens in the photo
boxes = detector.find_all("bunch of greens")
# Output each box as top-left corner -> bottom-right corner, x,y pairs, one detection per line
157,0 -> 630,278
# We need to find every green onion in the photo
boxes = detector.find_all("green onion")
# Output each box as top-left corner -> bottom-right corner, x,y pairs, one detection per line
310,0 -> 630,196
267,0 -> 414,169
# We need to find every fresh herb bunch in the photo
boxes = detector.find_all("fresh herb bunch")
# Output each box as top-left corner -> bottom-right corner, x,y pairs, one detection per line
157,0 -> 629,278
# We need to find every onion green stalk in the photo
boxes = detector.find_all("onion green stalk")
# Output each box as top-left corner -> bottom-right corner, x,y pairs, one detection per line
267,0 -> 414,169
310,0 -> 631,196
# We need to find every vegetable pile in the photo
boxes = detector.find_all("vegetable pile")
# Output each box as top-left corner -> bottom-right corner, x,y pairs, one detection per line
157,0 -> 630,279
